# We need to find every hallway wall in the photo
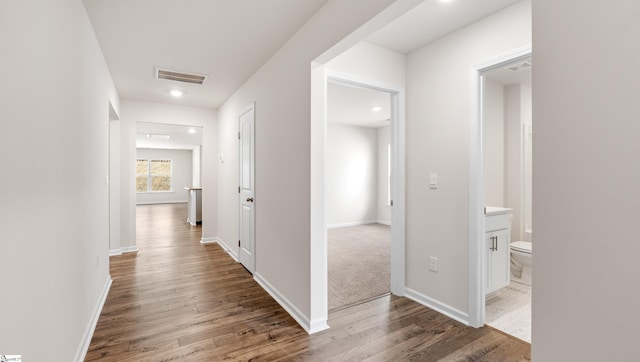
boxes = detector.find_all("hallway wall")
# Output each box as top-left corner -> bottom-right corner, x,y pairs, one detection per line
0,0 -> 120,360
404,0 -> 531,315
215,0 -> 422,331
532,0 -> 640,359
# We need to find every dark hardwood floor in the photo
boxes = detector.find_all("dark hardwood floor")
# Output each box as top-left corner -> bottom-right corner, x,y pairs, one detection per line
86,203 -> 531,361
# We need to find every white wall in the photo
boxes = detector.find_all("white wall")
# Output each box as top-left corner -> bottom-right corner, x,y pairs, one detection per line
215,0 -> 418,330
377,125 -> 391,225
192,146 -> 202,187
327,124 -> 378,227
404,0 -> 531,314
504,83 -> 533,241
135,148 -> 192,205
483,80 -> 505,207
109,120 -> 122,253
119,100 -> 218,241
326,41 -> 406,86
533,0 -> 640,359
0,1 -> 119,360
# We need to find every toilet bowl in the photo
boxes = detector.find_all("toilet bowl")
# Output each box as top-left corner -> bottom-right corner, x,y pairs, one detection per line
510,241 -> 532,285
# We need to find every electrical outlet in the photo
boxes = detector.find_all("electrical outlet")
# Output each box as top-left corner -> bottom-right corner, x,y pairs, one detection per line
429,256 -> 438,272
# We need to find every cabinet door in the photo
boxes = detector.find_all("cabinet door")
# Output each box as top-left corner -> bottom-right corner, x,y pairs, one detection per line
486,229 -> 511,293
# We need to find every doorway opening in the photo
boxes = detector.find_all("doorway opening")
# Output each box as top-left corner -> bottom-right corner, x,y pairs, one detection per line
326,80 -> 392,311
469,46 -> 532,342
134,122 -> 204,251
310,67 -> 406,332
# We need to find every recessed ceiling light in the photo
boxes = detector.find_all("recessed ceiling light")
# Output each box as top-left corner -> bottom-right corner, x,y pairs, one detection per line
188,128 -> 196,134
170,89 -> 183,97
371,106 -> 382,112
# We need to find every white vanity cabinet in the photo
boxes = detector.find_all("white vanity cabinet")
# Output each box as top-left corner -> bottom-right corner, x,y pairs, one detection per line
485,207 -> 512,294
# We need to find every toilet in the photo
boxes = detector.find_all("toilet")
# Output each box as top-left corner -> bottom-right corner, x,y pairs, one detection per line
510,241 -> 532,285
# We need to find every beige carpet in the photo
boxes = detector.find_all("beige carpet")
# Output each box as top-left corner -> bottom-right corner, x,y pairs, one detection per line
328,223 -> 391,311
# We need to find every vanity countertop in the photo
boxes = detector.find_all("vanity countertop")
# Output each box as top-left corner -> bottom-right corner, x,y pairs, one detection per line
485,206 -> 513,216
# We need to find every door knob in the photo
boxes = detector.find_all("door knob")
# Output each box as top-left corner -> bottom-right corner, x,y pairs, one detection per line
246,197 -> 254,203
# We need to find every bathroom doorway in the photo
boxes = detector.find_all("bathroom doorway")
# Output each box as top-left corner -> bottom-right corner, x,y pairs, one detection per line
468,46 -> 532,342
481,56 -> 532,342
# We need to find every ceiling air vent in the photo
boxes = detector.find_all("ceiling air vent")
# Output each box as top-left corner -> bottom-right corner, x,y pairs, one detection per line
505,60 -> 532,73
155,68 -> 207,85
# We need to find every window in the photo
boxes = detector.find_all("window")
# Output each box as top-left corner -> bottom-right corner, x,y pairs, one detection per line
136,159 -> 172,192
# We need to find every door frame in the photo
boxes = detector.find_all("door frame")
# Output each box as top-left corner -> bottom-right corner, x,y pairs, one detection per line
310,65 -> 406,333
238,102 -> 256,273
468,45 -> 532,327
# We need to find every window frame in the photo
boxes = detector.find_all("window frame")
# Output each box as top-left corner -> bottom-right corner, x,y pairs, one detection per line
136,158 -> 173,193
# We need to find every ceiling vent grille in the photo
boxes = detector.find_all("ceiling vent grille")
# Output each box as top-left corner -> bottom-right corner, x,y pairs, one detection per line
505,60 -> 532,72
155,68 -> 207,85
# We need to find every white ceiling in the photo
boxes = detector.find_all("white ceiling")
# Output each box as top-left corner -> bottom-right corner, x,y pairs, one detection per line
83,0 -> 328,109
328,82 -> 391,128
367,0 -> 522,54
84,0 -> 525,118
136,123 -> 202,150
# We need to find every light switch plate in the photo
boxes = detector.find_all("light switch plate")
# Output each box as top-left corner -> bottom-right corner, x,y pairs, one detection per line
429,172 -> 438,189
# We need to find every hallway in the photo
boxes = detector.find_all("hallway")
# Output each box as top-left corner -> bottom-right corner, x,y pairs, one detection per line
87,203 -> 530,360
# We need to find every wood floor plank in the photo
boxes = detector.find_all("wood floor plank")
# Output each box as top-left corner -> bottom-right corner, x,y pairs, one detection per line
86,203 -> 530,361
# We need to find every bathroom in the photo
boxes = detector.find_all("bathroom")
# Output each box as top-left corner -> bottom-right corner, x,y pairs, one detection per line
483,58 -> 532,342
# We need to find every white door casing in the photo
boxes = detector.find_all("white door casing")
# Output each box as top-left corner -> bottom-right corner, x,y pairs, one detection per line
310,67 -> 406,333
469,45 -> 532,327
239,104 -> 256,273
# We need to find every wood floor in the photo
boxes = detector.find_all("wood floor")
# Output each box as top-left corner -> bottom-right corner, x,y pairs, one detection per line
86,203 -> 531,361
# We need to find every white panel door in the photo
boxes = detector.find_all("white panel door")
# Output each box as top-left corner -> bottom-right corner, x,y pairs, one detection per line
239,105 -> 255,273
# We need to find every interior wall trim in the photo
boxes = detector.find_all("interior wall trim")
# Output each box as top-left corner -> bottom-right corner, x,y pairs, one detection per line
327,220 -> 378,229
405,287 -> 470,326
74,276 -> 112,362
215,237 -> 239,262
254,272 -> 329,335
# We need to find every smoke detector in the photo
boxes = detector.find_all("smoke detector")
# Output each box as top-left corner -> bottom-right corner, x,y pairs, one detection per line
155,68 -> 207,85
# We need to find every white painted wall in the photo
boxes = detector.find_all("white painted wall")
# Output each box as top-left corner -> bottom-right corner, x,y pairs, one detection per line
119,100 -> 218,241
326,41 -> 406,86
405,0 -> 531,314
110,120 -> 122,253
119,117 -> 137,253
533,0 -> 640,359
377,125 -> 391,225
483,80 -> 505,207
504,83 -> 533,241
192,146 -> 202,187
327,124 -> 378,227
135,148 -> 192,205
215,0 -> 420,331
0,1 -> 119,360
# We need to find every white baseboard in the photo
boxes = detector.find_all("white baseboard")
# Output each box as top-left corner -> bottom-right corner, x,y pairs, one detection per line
215,237 -> 239,262
200,236 -> 220,244
122,246 -> 138,253
404,287 -> 470,326
108,246 -> 138,256
327,220 -> 378,229
110,246 -> 138,255
376,220 -> 391,226
136,200 -> 188,205
75,275 -> 112,362
109,249 -> 122,256
254,272 -> 324,334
